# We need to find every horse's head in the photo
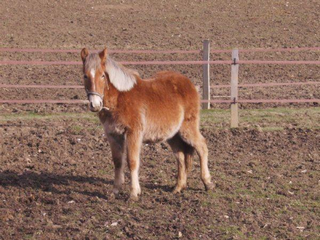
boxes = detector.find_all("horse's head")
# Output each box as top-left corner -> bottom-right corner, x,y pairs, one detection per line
80,47 -> 108,112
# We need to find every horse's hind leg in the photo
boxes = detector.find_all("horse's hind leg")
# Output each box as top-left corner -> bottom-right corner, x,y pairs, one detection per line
167,134 -> 194,193
107,133 -> 126,195
179,122 -> 214,191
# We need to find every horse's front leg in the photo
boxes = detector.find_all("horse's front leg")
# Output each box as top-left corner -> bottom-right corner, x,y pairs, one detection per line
126,130 -> 143,200
107,133 -> 126,195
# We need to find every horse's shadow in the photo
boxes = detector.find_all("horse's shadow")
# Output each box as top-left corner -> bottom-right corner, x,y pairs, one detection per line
0,170 -> 114,200
0,170 -> 174,200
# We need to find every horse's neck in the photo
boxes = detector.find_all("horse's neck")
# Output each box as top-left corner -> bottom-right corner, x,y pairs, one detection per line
103,80 -> 120,110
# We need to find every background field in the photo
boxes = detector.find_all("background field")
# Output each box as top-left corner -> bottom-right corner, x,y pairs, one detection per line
1,0 -> 319,239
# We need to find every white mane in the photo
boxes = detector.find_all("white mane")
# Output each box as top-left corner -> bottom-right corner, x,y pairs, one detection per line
105,57 -> 137,91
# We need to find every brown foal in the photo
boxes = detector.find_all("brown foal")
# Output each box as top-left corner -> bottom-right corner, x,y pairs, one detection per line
81,47 -> 214,200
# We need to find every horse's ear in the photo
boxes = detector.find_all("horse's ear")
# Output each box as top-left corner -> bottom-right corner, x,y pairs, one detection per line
99,47 -> 108,62
81,48 -> 89,62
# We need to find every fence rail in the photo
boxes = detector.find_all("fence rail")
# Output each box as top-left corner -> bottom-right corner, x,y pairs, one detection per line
0,84 -> 83,89
212,81 -> 320,88
1,99 -> 319,104
0,100 -> 88,104
1,46 -> 319,54
1,60 -> 320,65
1,81 -> 319,89
202,99 -> 320,104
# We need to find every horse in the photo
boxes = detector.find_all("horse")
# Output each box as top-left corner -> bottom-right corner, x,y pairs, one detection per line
80,47 -> 214,200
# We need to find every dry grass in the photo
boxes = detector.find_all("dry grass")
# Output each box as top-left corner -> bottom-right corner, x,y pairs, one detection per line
1,107 -> 319,131
201,107 -> 320,130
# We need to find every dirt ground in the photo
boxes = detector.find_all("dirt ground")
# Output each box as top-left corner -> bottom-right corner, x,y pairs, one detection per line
0,116 -> 319,239
0,0 -> 320,239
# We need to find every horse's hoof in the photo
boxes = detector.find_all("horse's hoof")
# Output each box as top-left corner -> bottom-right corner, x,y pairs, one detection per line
113,188 -> 120,195
111,193 -> 120,200
172,188 -> 182,194
128,194 -> 139,202
172,185 -> 186,194
205,182 -> 215,191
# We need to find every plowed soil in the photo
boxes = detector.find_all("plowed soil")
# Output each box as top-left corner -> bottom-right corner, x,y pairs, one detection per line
0,0 -> 320,239
1,117 -> 319,239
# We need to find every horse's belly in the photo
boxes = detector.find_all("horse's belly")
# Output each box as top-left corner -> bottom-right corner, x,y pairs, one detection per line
143,119 -> 182,143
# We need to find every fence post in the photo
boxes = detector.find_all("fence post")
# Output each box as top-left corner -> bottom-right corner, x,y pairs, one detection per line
202,40 -> 210,109
231,49 -> 239,128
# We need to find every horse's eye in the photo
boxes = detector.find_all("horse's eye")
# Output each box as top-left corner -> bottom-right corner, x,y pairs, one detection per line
84,75 -> 88,79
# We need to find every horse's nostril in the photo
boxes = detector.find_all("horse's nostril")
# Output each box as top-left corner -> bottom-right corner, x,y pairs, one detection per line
90,102 -> 94,109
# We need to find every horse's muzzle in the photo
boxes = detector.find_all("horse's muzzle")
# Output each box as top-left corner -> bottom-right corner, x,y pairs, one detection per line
88,94 -> 103,112
90,101 -> 102,112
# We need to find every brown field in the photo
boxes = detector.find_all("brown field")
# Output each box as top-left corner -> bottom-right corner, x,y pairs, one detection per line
0,0 -> 320,239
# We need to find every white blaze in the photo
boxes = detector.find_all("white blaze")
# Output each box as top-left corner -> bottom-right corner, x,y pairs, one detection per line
89,68 -> 101,110
90,69 -> 96,79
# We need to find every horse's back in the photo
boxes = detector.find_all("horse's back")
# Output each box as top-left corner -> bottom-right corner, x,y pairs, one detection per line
157,71 -> 200,116
151,71 -> 200,103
